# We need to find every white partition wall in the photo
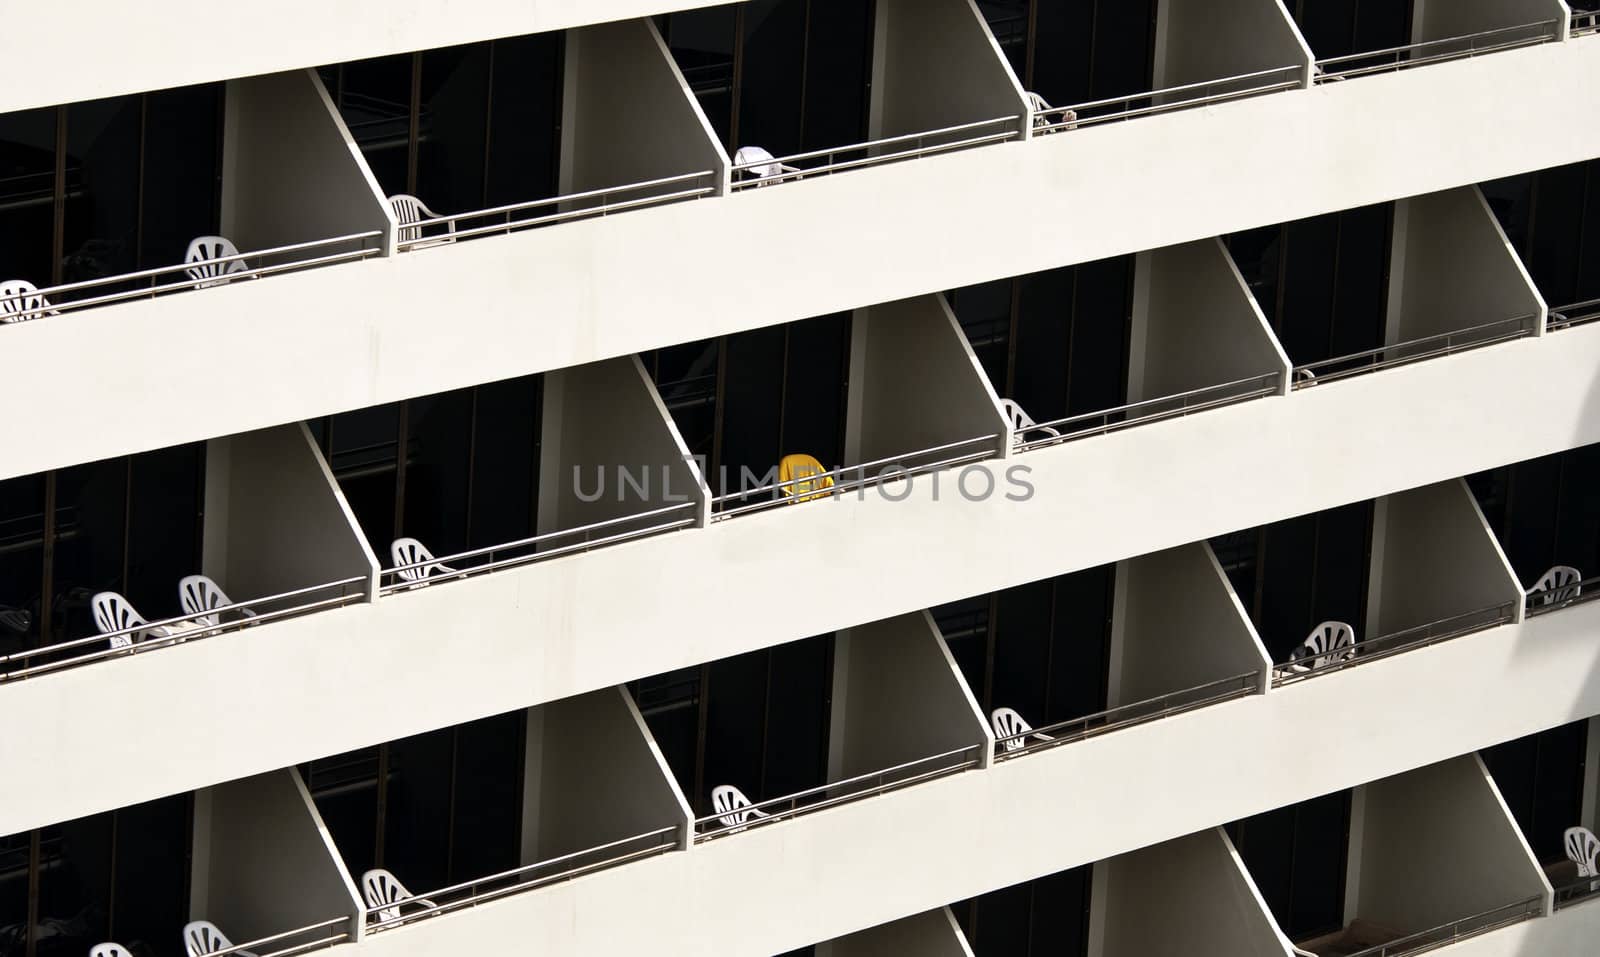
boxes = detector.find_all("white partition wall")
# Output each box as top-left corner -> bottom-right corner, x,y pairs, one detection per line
222,70 -> 394,255
1385,186 -> 1545,347
202,423 -> 379,604
1413,0 -> 1570,43
820,908 -> 975,957
1339,756 -> 1550,948
191,769 -> 363,948
846,294 -> 1010,468
1099,829 -> 1291,957
1128,238 -> 1291,405
559,19 -> 729,199
537,356 -> 708,537
1154,0 -> 1313,89
869,0 -> 1028,141
521,687 -> 693,865
1110,542 -> 1273,707
829,612 -> 991,780
1367,480 -> 1526,645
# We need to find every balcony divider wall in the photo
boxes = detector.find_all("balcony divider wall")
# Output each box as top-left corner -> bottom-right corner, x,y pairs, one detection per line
1098,828 -> 1292,956
1128,237 -> 1291,405
192,769 -> 363,949
1483,720 -> 1593,870
1412,0 -> 1569,44
816,908 -> 974,957
559,20 -> 729,202
223,70 -> 395,258
869,0 -> 1028,144
1483,160 -> 1600,317
203,423 -> 378,608
846,294 -> 1010,470
1153,0 -> 1312,91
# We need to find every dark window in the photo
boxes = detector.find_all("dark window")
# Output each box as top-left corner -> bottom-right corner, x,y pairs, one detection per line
1482,161 -> 1600,311
1469,442 -> 1600,586
1483,722 -> 1589,865
956,863 -> 1092,957
1287,0 -> 1413,59
630,634 -> 835,814
326,35 -> 564,210
1229,791 -> 1353,941
0,85 -> 221,291
977,0 -> 1156,107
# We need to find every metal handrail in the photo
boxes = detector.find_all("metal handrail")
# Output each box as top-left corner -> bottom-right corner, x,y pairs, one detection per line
379,502 -> 700,593
1315,20 -> 1561,80
1553,873 -> 1600,909
730,116 -> 1022,190
1271,601 -> 1517,686
1036,65 -> 1302,131
1017,372 -> 1282,452
364,825 -> 680,931
394,170 -> 717,249
1574,10 -> 1600,36
0,232 -> 385,322
694,744 -> 985,840
1547,297 -> 1600,332
198,916 -> 353,957
0,577 -> 369,683
709,434 -> 1003,520
993,671 -> 1261,759
1524,573 -> 1600,616
1292,314 -> 1537,387
1340,895 -> 1544,957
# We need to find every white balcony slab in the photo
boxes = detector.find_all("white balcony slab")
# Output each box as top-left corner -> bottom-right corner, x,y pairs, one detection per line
8,39 -> 1600,478
6,322 -> 1600,833
346,597 -> 1600,957
1,1 -> 744,115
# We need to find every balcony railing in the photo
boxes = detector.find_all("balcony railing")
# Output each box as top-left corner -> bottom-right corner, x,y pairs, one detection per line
992,671 -> 1261,760
1339,895 -> 1545,957
1033,65 -> 1303,132
1016,372 -> 1283,453
693,744 -> 986,841
392,171 -> 718,251
198,916 -> 354,957
729,117 -> 1023,191
364,825 -> 680,932
1575,10 -> 1600,37
1271,601 -> 1518,686
379,501 -> 700,594
0,232 -> 384,324
1554,873 -> 1600,909
1292,314 -> 1538,387
1315,20 -> 1562,81
709,434 -> 1004,521
1524,573 -> 1600,617
1547,297 -> 1600,332
0,577 -> 368,683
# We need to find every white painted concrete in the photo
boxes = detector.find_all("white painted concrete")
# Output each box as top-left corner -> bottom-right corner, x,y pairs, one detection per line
1154,0 -> 1311,90
9,39 -> 1600,478
1102,829 -> 1291,957
9,322 -> 1600,829
344,597 -> 1600,957
821,908 -> 975,957
190,769 -> 363,947
222,70 -> 395,257
1352,757 -> 1551,939
0,1 -> 745,116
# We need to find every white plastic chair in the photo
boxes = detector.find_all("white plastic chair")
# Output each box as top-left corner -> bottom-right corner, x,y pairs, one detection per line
733,146 -> 802,187
92,591 -> 168,651
179,574 -> 256,627
1001,399 -> 1061,450
1528,565 -> 1582,607
1026,92 -> 1076,133
184,921 -> 258,957
388,194 -> 455,247
0,279 -> 59,323
90,945 -> 133,957
711,784 -> 771,832
184,236 -> 250,288
363,867 -> 440,924
991,707 -> 1055,753
391,537 -> 457,588
1565,826 -> 1600,889
1289,620 -> 1357,671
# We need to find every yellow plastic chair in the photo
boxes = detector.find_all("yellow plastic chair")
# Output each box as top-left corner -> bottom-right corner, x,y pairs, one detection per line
778,453 -> 834,503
